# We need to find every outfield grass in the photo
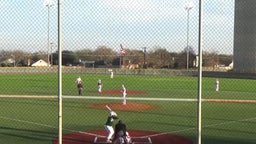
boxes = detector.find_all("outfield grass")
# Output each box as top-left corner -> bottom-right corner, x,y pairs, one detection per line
0,73 -> 256,144
1,73 -> 256,99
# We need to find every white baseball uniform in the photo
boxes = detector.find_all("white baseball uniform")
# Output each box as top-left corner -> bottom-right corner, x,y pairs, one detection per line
110,71 -> 114,79
121,85 -> 127,105
215,79 -> 219,91
98,80 -> 102,93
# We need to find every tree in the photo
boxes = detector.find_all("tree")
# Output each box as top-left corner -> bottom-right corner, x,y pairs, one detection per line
74,49 -> 93,62
202,51 -> 217,67
92,46 -> 117,66
12,50 -> 30,66
125,49 -> 144,65
147,47 -> 171,68
218,54 -> 232,66
0,50 -> 11,62
30,51 -> 47,65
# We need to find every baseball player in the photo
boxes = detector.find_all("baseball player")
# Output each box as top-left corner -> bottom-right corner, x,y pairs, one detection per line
215,79 -> 219,92
104,111 -> 118,143
75,76 -> 83,95
98,79 -> 102,93
121,84 -> 127,105
110,71 -> 114,79
112,120 -> 132,144
125,131 -> 132,143
112,120 -> 128,144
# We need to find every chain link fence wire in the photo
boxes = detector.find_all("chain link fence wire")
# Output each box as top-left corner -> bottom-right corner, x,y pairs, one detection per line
1,0 -> 256,144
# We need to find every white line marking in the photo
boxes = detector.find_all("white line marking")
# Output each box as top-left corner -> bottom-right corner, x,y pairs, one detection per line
1,95 -> 256,139
133,116 -> 256,139
1,95 -> 255,103
0,95 -> 57,98
0,116 -> 106,138
0,95 -> 197,102
1,115 -> 256,139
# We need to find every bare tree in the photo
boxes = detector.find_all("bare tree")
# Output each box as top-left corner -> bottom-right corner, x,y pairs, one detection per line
148,47 -> 171,68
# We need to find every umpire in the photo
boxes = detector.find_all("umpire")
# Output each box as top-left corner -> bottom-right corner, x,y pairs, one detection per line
112,120 -> 128,144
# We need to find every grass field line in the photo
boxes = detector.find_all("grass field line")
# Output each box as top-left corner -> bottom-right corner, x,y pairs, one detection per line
0,115 -> 59,129
204,99 -> 256,103
1,114 -> 256,140
0,115 -> 106,138
0,95 -> 57,98
1,95 -> 256,103
0,95 -> 197,102
136,116 -> 256,139
64,96 -> 198,102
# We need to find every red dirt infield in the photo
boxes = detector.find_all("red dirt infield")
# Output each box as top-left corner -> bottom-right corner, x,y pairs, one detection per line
52,102 -> 192,144
52,89 -> 193,144
52,129 -> 193,144
90,102 -> 158,111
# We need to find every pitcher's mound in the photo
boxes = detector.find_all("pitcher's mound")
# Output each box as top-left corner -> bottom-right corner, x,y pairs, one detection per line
90,102 -> 158,111
100,90 -> 147,95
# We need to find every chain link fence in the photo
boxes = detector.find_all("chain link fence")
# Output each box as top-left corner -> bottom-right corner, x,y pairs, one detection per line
1,0 -> 256,144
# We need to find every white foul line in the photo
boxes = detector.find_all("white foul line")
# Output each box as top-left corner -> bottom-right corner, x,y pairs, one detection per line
1,115 -> 256,139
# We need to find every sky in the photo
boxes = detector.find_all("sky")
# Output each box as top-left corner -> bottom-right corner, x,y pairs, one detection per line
0,0 -> 234,55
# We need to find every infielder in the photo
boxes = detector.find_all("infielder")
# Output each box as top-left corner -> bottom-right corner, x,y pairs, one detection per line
215,79 -> 219,92
121,84 -> 127,105
75,76 -> 83,95
110,71 -> 114,79
104,111 -> 118,143
98,79 -> 102,93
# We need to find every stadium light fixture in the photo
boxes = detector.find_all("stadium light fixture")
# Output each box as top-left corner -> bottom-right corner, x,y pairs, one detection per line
45,0 -> 54,66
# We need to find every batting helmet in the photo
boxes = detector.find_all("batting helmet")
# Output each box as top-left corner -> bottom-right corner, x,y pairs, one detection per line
110,111 -> 117,117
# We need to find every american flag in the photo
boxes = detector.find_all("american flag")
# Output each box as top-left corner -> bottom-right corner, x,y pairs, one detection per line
120,44 -> 126,56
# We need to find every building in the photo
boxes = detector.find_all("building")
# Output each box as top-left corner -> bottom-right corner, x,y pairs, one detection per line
233,0 -> 256,72
31,59 -> 48,67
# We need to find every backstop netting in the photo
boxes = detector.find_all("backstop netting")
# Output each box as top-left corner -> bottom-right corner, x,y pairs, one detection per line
1,0 -> 256,144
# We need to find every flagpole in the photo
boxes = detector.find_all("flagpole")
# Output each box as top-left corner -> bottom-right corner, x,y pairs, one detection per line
119,44 -> 126,68
119,44 -> 121,68
120,55 -> 122,68
123,55 -> 125,66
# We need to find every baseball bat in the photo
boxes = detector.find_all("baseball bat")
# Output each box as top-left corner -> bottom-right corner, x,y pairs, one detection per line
105,105 -> 112,111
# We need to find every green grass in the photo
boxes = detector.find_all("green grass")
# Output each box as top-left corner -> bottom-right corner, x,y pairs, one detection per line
0,73 -> 256,144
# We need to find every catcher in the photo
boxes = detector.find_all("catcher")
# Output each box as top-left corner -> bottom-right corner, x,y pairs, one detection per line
112,120 -> 132,144
104,111 -> 119,143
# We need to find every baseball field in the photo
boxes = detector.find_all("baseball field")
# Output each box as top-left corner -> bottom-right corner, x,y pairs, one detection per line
0,73 -> 256,144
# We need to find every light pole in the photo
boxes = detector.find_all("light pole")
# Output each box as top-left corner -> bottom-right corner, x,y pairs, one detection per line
185,2 -> 194,70
45,0 -> 54,66
11,54 -> 15,67
50,42 -> 55,65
